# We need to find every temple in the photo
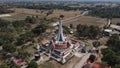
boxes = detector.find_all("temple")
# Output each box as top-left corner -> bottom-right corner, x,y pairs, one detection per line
39,20 -> 81,63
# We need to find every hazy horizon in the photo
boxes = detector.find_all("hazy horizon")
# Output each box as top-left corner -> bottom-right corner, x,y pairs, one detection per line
1,0 -> 120,2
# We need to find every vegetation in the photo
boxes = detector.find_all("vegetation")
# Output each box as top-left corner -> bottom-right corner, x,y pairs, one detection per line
76,24 -> 101,39
0,61 -> 20,68
25,16 -> 36,24
32,24 -> 48,36
17,48 -> 31,60
0,2 -> 120,68
116,22 -> 120,26
102,35 -> 120,68
59,14 -> 64,19
70,24 -> 73,29
0,15 -> 48,67
0,6 -> 14,14
92,41 -> 101,48
88,55 -> 96,63
27,61 -> 38,68
0,61 -> 9,68
2,44 -> 16,53
89,7 -> 120,18
107,35 -> 120,54
16,32 -> 34,45
46,10 -> 54,16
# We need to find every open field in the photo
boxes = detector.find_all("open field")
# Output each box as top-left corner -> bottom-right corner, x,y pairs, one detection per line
47,10 -> 82,19
1,13 -> 29,21
111,18 -> 120,24
1,8 -> 107,27
63,16 -> 107,27
1,8 -> 82,22
1,8 -> 42,21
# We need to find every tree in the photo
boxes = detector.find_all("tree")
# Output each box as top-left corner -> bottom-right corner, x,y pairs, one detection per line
88,55 -> 96,63
27,61 -> 38,68
115,64 -> 120,68
89,25 -> 101,39
46,10 -> 53,16
102,49 -> 119,67
0,61 -> 20,68
0,62 -> 9,68
70,24 -> 73,29
107,35 -> 120,53
17,49 -> 31,60
59,14 -> 64,19
25,16 -> 36,24
116,22 -> 120,26
12,20 -> 26,28
16,32 -> 34,45
76,24 -> 101,39
102,34 -> 120,68
0,33 -> 15,45
2,44 -> 16,53
92,41 -> 101,49
8,61 -> 20,68
0,19 -> 10,28
32,24 -> 48,36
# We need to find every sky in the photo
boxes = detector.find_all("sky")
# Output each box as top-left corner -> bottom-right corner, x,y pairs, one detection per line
1,0 -> 120,2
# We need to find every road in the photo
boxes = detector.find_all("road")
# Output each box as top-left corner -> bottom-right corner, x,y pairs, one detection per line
0,14 -> 11,17
52,11 -> 89,26
74,53 -> 91,68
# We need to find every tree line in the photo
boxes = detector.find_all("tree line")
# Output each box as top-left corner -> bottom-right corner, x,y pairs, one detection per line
102,35 -> 120,68
89,7 -> 120,18
0,6 -> 14,14
76,24 -> 101,39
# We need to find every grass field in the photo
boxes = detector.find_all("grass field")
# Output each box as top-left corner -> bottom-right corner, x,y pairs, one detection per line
63,16 -> 107,27
1,8 -> 107,28
1,8 -> 44,21
1,8 -> 82,21
1,13 -> 29,21
111,18 -> 120,24
47,10 -> 82,19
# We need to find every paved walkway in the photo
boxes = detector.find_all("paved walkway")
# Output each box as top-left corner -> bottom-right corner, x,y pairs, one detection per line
36,56 -> 50,65
74,52 -> 85,58
74,53 -> 91,68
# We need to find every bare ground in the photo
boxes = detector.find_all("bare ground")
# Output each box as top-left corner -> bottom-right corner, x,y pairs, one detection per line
51,56 -> 82,68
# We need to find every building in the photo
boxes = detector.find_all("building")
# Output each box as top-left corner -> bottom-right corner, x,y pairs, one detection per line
39,20 -> 81,63
103,29 -> 120,36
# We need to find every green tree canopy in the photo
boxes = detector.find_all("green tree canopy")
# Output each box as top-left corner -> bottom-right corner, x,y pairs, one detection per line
76,24 -> 101,39
102,49 -> 120,67
25,16 -> 36,24
92,41 -> 101,48
0,62 -> 9,68
2,44 -> 16,53
107,35 -> 120,54
59,14 -> 64,19
32,24 -> 47,36
27,61 -> 38,68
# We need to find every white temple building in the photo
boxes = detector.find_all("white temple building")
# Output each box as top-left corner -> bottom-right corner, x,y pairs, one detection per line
39,20 -> 81,63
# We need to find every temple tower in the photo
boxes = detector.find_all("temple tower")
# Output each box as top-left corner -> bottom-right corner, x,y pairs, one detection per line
55,20 -> 66,43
